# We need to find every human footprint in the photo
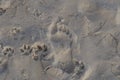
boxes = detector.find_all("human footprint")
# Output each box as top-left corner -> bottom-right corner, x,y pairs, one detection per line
45,17 -> 85,80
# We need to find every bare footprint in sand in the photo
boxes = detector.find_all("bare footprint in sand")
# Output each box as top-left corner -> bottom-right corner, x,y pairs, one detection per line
45,18 -> 85,80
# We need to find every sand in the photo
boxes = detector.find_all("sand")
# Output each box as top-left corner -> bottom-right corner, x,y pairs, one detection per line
0,0 -> 119,80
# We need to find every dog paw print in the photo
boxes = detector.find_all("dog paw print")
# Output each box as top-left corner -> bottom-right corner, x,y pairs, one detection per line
10,26 -> 22,36
31,42 -> 48,61
2,46 -> 14,57
32,42 -> 47,53
20,44 -> 32,55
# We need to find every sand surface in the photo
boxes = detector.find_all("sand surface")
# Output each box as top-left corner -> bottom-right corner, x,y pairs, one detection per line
0,0 -> 119,80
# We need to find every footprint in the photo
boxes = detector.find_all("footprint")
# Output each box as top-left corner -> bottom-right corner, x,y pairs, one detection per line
2,46 -> 14,57
48,17 -> 77,50
9,26 -> 22,36
19,44 -> 32,55
31,41 -> 48,61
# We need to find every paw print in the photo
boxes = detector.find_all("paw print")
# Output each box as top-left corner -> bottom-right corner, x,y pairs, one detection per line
32,42 -> 47,53
20,44 -> 32,55
10,26 -> 22,36
2,46 -> 14,57
31,42 -> 48,61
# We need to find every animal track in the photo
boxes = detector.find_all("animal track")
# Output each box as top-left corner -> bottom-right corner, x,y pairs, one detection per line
2,46 -> 14,57
31,42 -> 48,61
24,0 -> 47,20
8,25 -> 25,41
20,44 -> 32,55
10,26 -> 22,36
